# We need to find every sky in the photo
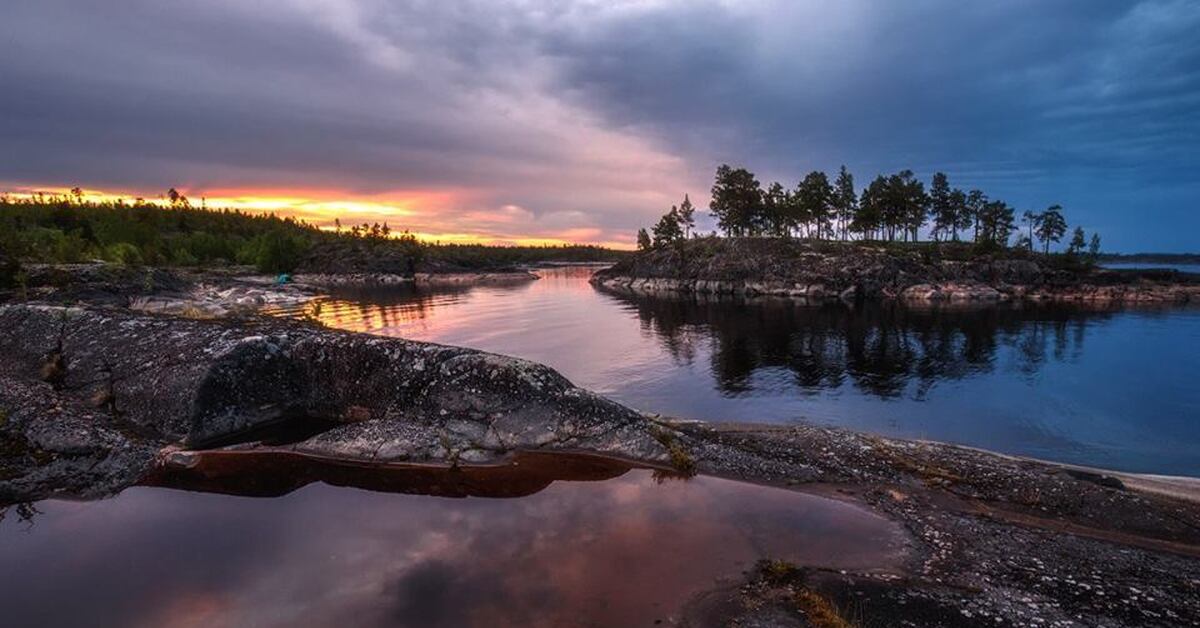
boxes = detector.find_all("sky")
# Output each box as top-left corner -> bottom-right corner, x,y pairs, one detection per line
2,0 -> 1198,251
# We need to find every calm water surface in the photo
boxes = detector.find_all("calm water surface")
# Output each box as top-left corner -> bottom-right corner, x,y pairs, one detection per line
1102,262 -> 1200,273
282,266 -> 1200,476
0,464 -> 903,628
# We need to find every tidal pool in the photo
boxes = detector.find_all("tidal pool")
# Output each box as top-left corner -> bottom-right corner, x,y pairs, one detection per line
0,455 -> 905,628
271,266 -> 1200,476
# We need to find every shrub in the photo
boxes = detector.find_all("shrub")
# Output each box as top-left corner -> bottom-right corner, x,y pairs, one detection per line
105,242 -> 143,266
252,230 -> 308,274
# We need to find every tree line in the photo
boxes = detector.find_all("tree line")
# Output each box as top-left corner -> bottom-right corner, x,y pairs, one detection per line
640,165 -> 1100,257
0,190 -> 628,280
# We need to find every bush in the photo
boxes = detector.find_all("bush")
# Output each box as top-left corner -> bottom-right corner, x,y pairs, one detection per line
105,242 -> 143,266
252,231 -> 308,274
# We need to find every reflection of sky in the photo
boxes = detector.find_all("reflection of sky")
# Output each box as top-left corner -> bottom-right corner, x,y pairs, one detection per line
0,471 -> 902,628
275,268 -> 1200,476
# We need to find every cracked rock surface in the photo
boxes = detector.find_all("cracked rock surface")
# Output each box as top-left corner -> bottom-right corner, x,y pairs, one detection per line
0,304 -> 670,501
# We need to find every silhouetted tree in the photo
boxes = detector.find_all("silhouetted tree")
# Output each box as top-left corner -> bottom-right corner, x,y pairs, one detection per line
965,189 -> 987,242
949,188 -> 970,241
832,166 -> 857,240
1021,210 -> 1041,252
929,172 -> 954,241
762,182 -> 790,237
636,228 -> 652,251
854,175 -> 888,240
796,171 -> 834,239
894,170 -> 928,242
1067,226 -> 1087,255
166,187 -> 188,207
709,165 -> 764,237
1034,205 -> 1067,254
652,207 -> 684,246
978,200 -> 1016,246
1088,233 -> 1101,258
676,195 -> 695,238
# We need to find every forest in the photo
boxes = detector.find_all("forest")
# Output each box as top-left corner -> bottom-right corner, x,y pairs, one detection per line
0,191 -> 625,278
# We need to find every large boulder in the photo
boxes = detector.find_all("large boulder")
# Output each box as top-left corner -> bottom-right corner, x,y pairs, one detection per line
0,304 -> 672,500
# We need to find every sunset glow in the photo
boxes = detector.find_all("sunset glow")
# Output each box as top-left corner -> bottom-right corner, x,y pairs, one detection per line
1,185 -> 635,249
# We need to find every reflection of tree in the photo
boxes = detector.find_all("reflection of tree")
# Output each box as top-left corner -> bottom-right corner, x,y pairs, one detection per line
601,290 -> 1123,400
0,503 -> 41,529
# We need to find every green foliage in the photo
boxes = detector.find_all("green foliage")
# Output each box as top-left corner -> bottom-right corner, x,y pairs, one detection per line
651,207 -> 685,246
0,193 -> 319,267
249,231 -> 308,274
1,193 -> 629,273
105,242 -> 143,266
709,164 -> 766,237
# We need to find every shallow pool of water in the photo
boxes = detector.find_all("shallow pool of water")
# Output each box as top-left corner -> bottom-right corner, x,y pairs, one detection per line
272,267 -> 1200,476
0,457 -> 903,628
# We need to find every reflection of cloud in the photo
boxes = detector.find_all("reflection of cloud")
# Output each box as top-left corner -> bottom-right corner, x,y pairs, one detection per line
0,471 -> 902,628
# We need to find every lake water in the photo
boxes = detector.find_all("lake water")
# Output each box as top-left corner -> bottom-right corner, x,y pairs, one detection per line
277,266 -> 1200,476
0,456 -> 904,627
1101,262 -> 1200,274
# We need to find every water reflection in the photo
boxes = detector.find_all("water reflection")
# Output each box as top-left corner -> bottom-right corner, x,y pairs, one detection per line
267,267 -> 1200,475
617,294 -> 1117,400
0,458 -> 904,628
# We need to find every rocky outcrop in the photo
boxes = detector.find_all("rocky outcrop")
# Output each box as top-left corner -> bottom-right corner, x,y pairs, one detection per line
0,304 -> 671,501
129,282 -> 317,318
593,237 -> 1200,303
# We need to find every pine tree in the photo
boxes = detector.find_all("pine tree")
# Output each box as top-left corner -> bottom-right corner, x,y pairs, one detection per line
796,171 -> 834,239
677,195 -> 695,238
949,188 -> 969,241
709,165 -> 764,237
652,208 -> 684,246
1034,205 -> 1067,254
1068,226 -> 1086,255
636,228 -> 652,251
832,166 -> 857,240
1021,210 -> 1041,252
763,182 -> 790,237
929,172 -> 953,241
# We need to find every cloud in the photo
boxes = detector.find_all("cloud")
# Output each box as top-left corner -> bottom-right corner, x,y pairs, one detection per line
1,0 -> 1197,249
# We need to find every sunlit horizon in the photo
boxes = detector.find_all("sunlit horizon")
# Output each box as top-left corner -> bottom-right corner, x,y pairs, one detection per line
0,184 -> 636,249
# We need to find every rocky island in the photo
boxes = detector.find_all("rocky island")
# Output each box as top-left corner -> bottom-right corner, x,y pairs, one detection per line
2,269 -> 1199,627
593,237 -> 1200,303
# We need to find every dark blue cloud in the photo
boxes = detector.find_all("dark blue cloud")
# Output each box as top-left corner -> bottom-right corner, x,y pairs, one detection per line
1,0 -> 1197,250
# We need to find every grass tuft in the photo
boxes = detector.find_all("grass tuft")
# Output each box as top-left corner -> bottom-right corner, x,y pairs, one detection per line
650,426 -> 696,476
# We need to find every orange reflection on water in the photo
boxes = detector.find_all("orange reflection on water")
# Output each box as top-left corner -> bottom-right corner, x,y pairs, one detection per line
3,467 -> 907,628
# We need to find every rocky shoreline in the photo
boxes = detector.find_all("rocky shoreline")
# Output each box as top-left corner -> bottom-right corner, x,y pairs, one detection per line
12,262 -> 540,319
2,277 -> 1199,625
293,269 -> 539,288
592,237 -> 1200,303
